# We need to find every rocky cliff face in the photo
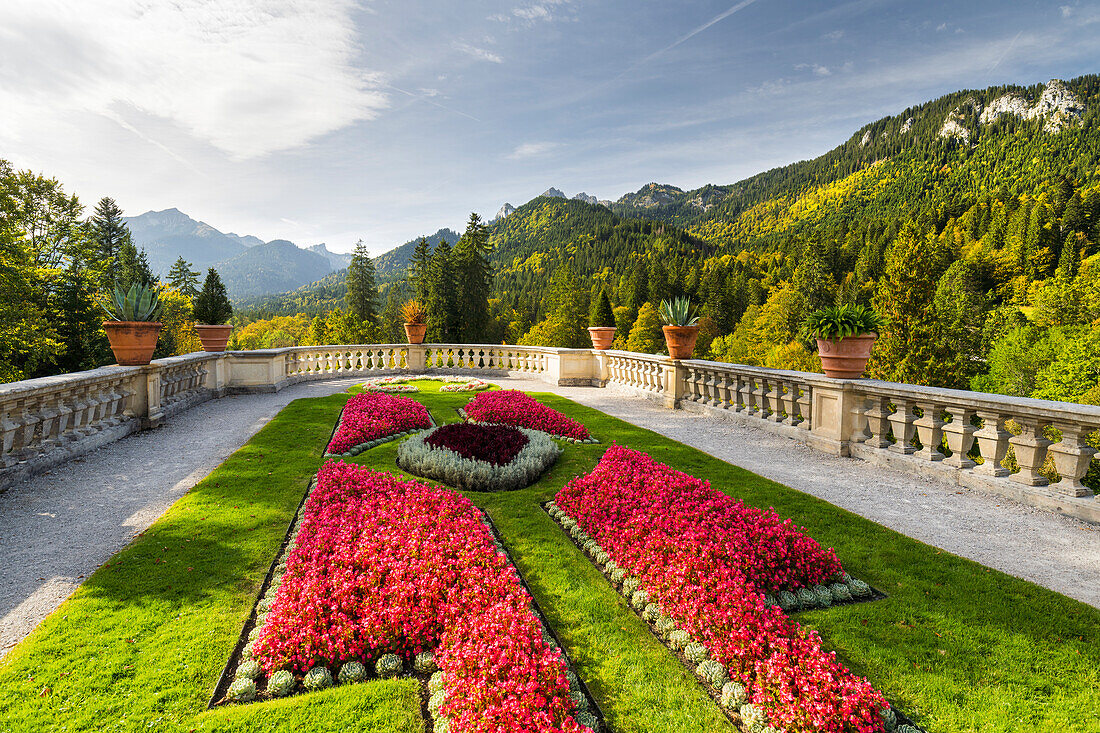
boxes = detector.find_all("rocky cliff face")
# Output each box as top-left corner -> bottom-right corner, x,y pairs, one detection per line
615,182 -> 685,208
494,203 -> 516,222
940,79 -> 1085,141
541,187 -> 566,198
572,192 -> 598,205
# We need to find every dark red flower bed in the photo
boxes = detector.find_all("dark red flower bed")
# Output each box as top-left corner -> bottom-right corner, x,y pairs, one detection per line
425,423 -> 529,466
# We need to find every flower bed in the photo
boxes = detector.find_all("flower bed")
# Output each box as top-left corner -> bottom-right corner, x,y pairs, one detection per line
233,463 -> 595,732
398,423 -> 561,492
463,390 -> 595,443
326,392 -> 432,456
358,375 -> 494,393
552,446 -> 899,733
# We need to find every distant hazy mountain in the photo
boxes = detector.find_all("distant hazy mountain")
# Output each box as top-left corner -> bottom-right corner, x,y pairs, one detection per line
374,227 -> 461,282
217,240 -> 336,299
307,243 -> 353,270
124,208 -> 341,298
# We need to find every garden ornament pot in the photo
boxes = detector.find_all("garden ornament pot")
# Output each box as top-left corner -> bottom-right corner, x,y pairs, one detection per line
404,323 -> 427,344
815,334 -> 877,379
195,324 -> 233,352
588,327 -> 616,350
662,325 -> 699,360
103,321 -> 163,366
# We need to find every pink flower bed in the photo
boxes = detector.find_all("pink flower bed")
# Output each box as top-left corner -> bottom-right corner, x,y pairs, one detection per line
464,390 -> 591,441
254,462 -> 585,732
327,392 -> 431,454
554,446 -> 886,733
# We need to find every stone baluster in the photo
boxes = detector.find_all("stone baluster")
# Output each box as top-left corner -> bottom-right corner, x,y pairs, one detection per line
849,395 -> 871,443
942,406 -> 977,469
1,398 -> 20,468
973,411 -> 1011,476
783,380 -> 800,427
887,398 -> 918,454
705,370 -> 720,407
1047,424 -> 1097,497
756,378 -> 772,419
863,395 -> 892,449
797,383 -> 812,430
717,372 -> 732,410
1008,418 -> 1052,486
914,401 -> 945,461
742,377 -> 758,415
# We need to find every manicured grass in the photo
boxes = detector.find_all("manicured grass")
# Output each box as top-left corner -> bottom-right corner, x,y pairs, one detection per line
0,395 -> 421,733
351,390 -> 1100,733
2,387 -> 1097,733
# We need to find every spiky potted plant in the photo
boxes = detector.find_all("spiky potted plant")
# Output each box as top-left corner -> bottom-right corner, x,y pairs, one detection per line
588,290 -> 616,349
802,304 -> 883,378
659,297 -> 700,359
102,283 -> 163,366
192,268 -> 234,352
402,300 -> 427,344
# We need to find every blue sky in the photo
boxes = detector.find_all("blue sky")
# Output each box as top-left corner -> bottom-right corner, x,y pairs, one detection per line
2,0 -> 1100,255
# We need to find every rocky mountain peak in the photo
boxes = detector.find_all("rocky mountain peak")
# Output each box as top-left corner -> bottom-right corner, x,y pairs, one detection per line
494,203 -> 516,222
541,187 -> 566,198
572,192 -> 598,205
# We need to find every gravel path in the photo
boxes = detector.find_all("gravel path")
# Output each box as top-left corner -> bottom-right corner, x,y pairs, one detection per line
2,376 -> 1097,658
0,379 -> 359,656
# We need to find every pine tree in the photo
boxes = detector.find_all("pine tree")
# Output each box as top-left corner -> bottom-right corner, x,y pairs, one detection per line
167,257 -> 200,298
425,240 -> 458,342
89,197 -> 132,288
192,268 -> 233,324
116,238 -> 155,289
589,289 -> 615,327
454,212 -> 493,342
408,237 -> 433,303
344,239 -> 379,322
379,285 -> 405,343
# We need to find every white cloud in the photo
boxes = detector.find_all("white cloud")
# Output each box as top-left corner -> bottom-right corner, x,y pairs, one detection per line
507,142 -> 560,159
453,42 -> 504,63
491,0 -> 574,26
795,63 -> 831,76
822,29 -> 844,41
0,0 -> 388,160
1061,5 -> 1074,17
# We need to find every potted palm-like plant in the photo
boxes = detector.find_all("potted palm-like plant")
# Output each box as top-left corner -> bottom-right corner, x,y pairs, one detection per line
588,290 -> 616,350
802,304 -> 884,379
192,268 -> 234,352
402,300 -> 427,344
659,297 -> 700,359
102,283 -> 163,366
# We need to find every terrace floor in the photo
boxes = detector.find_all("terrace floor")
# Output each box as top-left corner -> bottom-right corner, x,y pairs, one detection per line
1,375 -> 1098,659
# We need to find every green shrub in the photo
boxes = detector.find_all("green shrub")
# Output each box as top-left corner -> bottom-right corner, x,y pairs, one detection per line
193,268 -> 233,324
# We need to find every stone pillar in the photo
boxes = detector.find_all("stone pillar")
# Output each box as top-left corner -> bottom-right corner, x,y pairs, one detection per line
887,398 -> 918,454
593,350 -> 611,387
406,345 -> 426,373
942,407 -> 977,469
809,381 -> 860,456
914,401 -> 945,461
662,360 -> 689,410
973,411 -> 1012,476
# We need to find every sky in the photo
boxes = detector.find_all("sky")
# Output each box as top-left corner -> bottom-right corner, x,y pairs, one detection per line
2,0 -> 1100,255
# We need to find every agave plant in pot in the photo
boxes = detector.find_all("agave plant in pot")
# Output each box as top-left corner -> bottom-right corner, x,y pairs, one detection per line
659,297 -> 700,359
192,268 -> 234,352
588,290 -> 616,350
802,304 -> 884,379
402,300 -> 427,344
102,283 -> 163,366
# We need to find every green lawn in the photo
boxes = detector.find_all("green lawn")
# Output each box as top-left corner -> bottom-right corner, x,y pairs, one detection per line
1,387 -> 1097,733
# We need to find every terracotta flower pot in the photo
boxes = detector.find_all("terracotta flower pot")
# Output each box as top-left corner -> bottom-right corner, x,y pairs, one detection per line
815,334 -> 877,379
404,322 -> 427,344
195,324 -> 233,352
103,321 -> 162,366
662,325 -> 700,360
588,326 -> 616,350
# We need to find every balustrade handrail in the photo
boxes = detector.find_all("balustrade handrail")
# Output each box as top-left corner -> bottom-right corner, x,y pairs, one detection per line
0,364 -> 143,398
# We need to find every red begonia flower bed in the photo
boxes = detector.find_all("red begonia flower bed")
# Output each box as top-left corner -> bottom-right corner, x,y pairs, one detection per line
554,445 -> 887,733
253,462 -> 586,732
463,390 -> 591,441
425,423 -> 529,466
326,391 -> 432,455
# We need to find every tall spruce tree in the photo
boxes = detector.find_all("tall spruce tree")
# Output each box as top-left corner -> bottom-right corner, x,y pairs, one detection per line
425,240 -> 459,342
454,212 -> 492,342
168,257 -> 200,298
344,239 -> 379,322
408,237 -> 434,303
89,197 -> 132,288
117,238 -> 155,289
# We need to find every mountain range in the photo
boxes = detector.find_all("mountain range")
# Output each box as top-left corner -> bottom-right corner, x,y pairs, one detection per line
124,208 -> 353,298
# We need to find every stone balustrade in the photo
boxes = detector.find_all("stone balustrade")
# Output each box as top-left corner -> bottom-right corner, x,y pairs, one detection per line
1,345 -> 1096,523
